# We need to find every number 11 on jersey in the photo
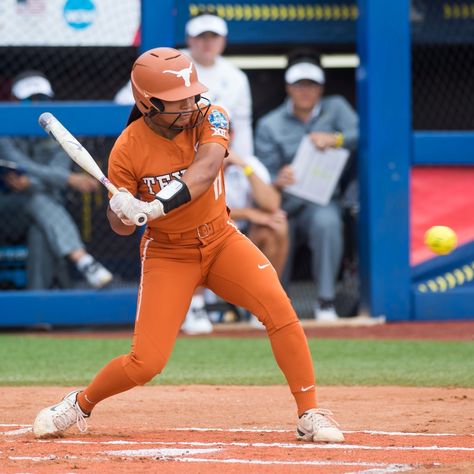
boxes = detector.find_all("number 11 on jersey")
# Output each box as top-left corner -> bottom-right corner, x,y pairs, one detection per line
213,170 -> 223,200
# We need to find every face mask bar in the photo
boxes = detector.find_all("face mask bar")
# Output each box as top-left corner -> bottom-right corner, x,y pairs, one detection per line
147,96 -> 211,130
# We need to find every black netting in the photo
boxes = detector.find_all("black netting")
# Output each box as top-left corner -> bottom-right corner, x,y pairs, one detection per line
0,47 -> 137,101
0,3 -> 142,290
0,136 -> 141,290
0,1 -> 140,100
411,1 -> 474,130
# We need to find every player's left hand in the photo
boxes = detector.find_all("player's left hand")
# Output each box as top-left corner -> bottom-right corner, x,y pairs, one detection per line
140,199 -> 165,221
110,188 -> 165,223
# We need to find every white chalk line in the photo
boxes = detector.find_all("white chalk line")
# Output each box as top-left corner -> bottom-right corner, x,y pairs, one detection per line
169,459 -> 413,471
49,439 -> 474,451
346,466 -> 413,474
347,430 -> 472,437
8,450 -> 413,471
171,427 -> 471,437
3,423 -> 468,438
9,455 -> 57,462
7,428 -> 469,472
0,423 -> 31,429
8,454 -> 108,463
1,427 -> 32,436
103,447 -> 222,457
4,446 -> 412,471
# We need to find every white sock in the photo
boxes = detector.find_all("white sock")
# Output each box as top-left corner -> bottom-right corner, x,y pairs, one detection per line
76,254 -> 94,272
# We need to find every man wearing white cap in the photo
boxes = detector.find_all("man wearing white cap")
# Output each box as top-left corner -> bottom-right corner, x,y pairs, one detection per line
0,71 -> 113,289
115,13 -> 253,159
181,13 -> 257,333
255,50 -> 359,322
182,13 -> 253,157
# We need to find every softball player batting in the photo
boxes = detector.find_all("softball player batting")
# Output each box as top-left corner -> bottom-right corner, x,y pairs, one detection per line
33,47 -> 344,443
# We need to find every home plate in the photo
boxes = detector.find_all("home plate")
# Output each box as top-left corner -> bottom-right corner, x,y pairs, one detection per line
104,448 -> 222,458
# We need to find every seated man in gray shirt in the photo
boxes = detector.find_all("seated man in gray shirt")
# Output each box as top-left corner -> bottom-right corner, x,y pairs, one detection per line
0,71 -> 113,289
255,50 -> 359,321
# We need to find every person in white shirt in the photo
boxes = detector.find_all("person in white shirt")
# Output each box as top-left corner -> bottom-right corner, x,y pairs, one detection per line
219,145 -> 289,330
114,13 -> 253,158
183,13 -> 253,157
224,151 -> 288,278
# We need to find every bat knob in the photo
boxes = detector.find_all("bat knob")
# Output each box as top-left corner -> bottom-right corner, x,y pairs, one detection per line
38,112 -> 54,131
134,213 -> 147,226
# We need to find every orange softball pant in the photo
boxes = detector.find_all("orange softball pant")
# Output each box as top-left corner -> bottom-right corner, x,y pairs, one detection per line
79,221 -> 317,416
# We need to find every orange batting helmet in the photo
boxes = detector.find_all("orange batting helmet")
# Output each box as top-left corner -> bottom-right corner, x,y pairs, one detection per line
131,47 -> 208,115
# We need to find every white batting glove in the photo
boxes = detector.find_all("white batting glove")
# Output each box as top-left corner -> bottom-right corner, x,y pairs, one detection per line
140,200 -> 165,221
109,188 -> 144,225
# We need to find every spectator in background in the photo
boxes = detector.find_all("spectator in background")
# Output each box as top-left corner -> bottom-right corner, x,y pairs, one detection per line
224,140 -> 288,279
0,70 -> 113,289
223,146 -> 288,329
114,13 -> 253,159
183,13 -> 253,156
255,50 -> 359,322
182,13 -> 256,332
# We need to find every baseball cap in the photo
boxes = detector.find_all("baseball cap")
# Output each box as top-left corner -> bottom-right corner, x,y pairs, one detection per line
185,14 -> 228,37
12,72 -> 54,100
285,62 -> 325,85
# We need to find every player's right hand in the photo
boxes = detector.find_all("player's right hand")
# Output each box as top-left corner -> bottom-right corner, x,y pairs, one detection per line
109,188 -> 143,226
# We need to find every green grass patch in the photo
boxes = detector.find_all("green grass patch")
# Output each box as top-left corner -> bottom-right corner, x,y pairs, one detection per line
0,335 -> 473,387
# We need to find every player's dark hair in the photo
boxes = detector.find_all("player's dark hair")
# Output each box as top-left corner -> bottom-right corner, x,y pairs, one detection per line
149,94 -> 203,115
127,104 -> 143,126
286,48 -> 322,69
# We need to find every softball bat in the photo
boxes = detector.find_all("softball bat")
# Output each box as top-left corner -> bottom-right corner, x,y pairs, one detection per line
38,112 -> 147,226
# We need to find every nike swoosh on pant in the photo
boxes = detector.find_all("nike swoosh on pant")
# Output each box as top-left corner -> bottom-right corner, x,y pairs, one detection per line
301,385 -> 315,392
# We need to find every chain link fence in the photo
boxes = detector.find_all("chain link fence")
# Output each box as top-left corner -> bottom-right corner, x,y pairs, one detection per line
0,136 -> 142,290
411,0 -> 474,130
0,1 -> 141,290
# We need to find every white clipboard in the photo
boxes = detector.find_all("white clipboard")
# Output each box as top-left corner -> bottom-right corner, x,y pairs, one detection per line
284,135 -> 349,206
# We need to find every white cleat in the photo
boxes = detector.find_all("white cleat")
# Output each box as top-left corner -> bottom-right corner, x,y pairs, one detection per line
296,408 -> 345,443
33,390 -> 89,438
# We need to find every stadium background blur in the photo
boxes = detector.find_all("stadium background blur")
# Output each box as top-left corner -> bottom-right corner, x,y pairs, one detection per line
1,0 -> 473,324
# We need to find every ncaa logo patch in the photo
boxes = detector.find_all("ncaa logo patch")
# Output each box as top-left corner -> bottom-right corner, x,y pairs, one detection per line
64,0 -> 96,30
208,110 -> 229,129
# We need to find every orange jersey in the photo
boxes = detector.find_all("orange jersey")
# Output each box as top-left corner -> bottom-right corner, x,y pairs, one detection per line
108,106 -> 230,233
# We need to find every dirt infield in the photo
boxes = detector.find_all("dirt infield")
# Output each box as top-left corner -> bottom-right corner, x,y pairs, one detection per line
1,321 -> 473,473
1,386 -> 473,473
